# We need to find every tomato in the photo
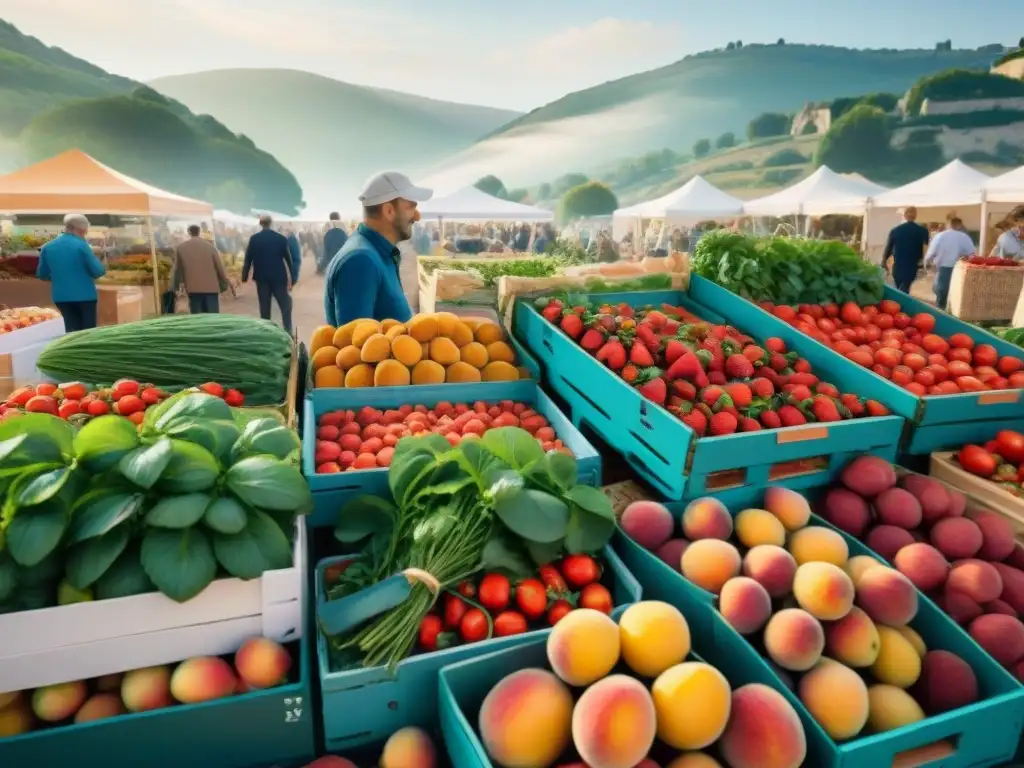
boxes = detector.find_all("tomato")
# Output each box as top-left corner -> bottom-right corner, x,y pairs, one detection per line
114,395 -> 145,416
419,615 -> 443,651
140,387 -> 162,406
972,344 -> 998,368
58,381 -> 88,400
560,554 -> 601,589
996,431 -> 1024,464
956,376 -> 985,392
57,400 -> 81,419
947,360 -> 973,378
913,369 -> 935,387
903,353 -> 926,372
35,382 -> 57,397
998,356 -> 1024,376
25,395 -> 58,414
443,594 -> 468,629
514,579 -> 548,620
86,399 -> 111,416
911,312 -> 935,333
128,411 -> 145,425
459,608 -> 490,643
874,313 -> 894,330
891,366 -> 914,386
547,600 -> 572,626
905,382 -> 927,396
920,334 -> 948,355
493,611 -> 529,638
880,299 -> 901,315
824,302 -> 840,318
894,313 -> 911,329
846,350 -> 873,368
840,302 -> 862,325
8,386 -> 35,406
579,583 -> 614,615
478,574 -> 510,612
959,444 -> 998,478
199,381 -> 225,398
927,364 -> 949,383
949,333 -> 974,349
1011,372 -> 1024,389
538,564 -> 568,594
112,378 -> 140,399
224,389 -> 245,407
872,364 -> 892,379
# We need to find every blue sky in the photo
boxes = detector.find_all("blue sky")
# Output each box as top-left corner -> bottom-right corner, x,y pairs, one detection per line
1,0 -> 1018,109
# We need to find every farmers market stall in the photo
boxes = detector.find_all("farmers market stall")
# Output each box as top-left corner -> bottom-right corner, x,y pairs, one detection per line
418,186 -> 553,223
611,174 -> 744,244
742,165 -> 887,219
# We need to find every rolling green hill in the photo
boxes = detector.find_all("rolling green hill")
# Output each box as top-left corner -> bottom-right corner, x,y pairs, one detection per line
149,68 -> 521,214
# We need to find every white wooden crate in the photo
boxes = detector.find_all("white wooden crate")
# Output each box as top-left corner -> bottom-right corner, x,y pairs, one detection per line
0,517 -> 306,693
929,452 -> 1024,540
0,316 -> 64,354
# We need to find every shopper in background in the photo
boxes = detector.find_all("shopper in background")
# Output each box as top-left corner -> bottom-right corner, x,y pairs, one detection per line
173,224 -> 229,314
242,214 -> 295,332
923,217 -> 975,312
37,213 -> 106,332
882,206 -> 930,293
991,218 -> 1023,259
285,226 -> 302,285
321,212 -> 348,274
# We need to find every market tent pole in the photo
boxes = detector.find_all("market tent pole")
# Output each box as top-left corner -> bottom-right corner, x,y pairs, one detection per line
147,216 -> 161,315
863,201 -> 873,260
979,191 -> 990,257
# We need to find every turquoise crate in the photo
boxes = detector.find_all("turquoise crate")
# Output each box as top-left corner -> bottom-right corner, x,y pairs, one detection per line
0,638 -> 315,768
612,469 -> 1024,768
514,288 -> 904,500
314,547 -> 641,752
688,277 -> 1024,455
302,379 -> 601,527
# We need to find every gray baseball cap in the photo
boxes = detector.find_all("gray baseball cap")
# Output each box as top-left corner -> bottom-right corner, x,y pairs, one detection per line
358,171 -> 433,207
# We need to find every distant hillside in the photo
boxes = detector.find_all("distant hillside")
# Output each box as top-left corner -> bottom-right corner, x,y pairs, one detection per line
0,20 -> 302,214
149,69 -> 521,213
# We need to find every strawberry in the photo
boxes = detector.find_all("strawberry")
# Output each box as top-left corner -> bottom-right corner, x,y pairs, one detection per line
742,345 -> 769,367
814,382 -> 839,398
621,364 -> 639,384
629,341 -> 655,367
724,354 -> 755,380
560,313 -> 584,339
580,328 -> 604,351
785,384 -> 813,402
664,339 -> 689,365
778,405 -> 807,427
707,371 -> 727,386
700,386 -> 728,407
788,372 -> 819,387
637,375 -> 667,405
709,411 -> 738,436
663,319 -> 680,335
724,383 -> 752,408
759,410 -> 782,429
665,351 -> 703,381
681,409 -> 708,435
750,378 -> 775,399
865,399 -> 890,417
636,324 -> 659,347
671,379 -> 697,401
645,310 -> 668,329
810,395 -> 842,423
702,343 -> 725,372
596,340 -> 627,370
709,324 -> 730,340
793,359 -> 812,374
542,304 -> 562,323
740,417 -> 762,432
770,352 -> 789,371
840,393 -> 865,417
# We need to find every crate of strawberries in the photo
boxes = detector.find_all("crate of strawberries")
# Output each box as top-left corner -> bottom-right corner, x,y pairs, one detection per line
514,288 -> 905,500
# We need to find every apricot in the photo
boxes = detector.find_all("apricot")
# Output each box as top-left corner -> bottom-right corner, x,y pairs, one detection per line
411,359 -> 446,385
459,341 -> 488,368
893,543 -> 950,591
429,336 -> 460,366
360,333 -> 392,363
170,657 -> 237,704
681,497 -> 733,540
0,691 -> 19,710
787,526 -> 848,567
929,517 -> 983,559
31,680 -> 87,721
718,684 -> 807,768
719,577 -> 772,635
547,608 -> 621,686
620,500 -> 675,551
122,666 -> 174,712
866,684 -> 924,733
742,545 -> 797,598
482,361 -> 519,381
900,474 -> 951,523
792,561 -> 855,620
446,361 -> 482,383
433,312 -> 459,337
407,315 -> 438,342
896,625 -> 927,658
474,321 -> 505,345
380,726 -> 436,768
840,455 -> 897,496
666,755 -> 723,768
872,626 -> 922,688
618,601 -> 691,678
485,341 -> 516,364
350,320 -> 381,348
681,539 -> 741,594
344,363 -> 374,388
74,693 -> 124,723
0,697 -> 32,737
735,508 -> 786,548
856,567 -> 918,626
450,321 -> 475,347
969,614 -> 1024,666
798,659 -> 869,741
652,662 -> 732,750
656,538 -> 689,570
913,650 -> 978,714
947,559 -> 1003,603
763,608 -> 824,671
763,486 -> 811,531
821,487 -> 871,537
845,555 -> 884,586
331,319 -> 360,348
865,524 -> 915,561
391,335 -> 423,367
311,345 -> 340,371
573,675 -> 657,768
825,605 -> 881,667
969,510 -> 1016,562
479,668 -> 573,768
234,637 -> 292,689
384,323 -> 408,340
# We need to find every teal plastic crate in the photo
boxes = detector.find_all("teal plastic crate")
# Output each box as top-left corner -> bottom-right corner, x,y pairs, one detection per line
302,379 -> 601,525
0,637 -> 316,768
314,547 -> 641,752
514,288 -> 905,500
613,469 -> 1024,768
688,277 -> 1024,455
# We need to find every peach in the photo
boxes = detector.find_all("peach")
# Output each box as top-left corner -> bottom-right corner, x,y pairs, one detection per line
969,614 -> 1024,666
548,608 -> 621,686
652,661 -> 731,750
734,508 -> 786,548
380,726 -> 436,768
74,693 -> 124,723
763,486 -> 812,531
865,525 -> 915,562
479,668 -> 573,768
938,589 -> 983,626
792,562 -> 855,621
874,487 -> 922,530
122,666 -> 174,712
31,680 -> 87,721
572,675 -> 656,768
900,474 -> 951,523
798,659 -> 869,741
302,758 -> 358,768
666,755 -> 723,768
893,543 -> 949,591
841,456 -> 896,497
656,538 -> 689,570
866,684 -> 925,732
947,559 -> 1003,603
681,539 -> 741,595
929,517 -> 983,559
787,526 -> 848,567
170,657 -> 237,704
825,606 -> 881,667
846,555 -> 884,586
763,608 -> 824,671
234,636 -> 292,689
969,510 -> 1015,562
742,545 -> 797,598
719,577 -> 772,635
946,489 -> 967,517
0,696 -> 32,738
1006,542 -> 1024,570
621,500 -> 675,550
821,487 -> 871,537
681,497 -> 733,541
618,601 -> 691,679
871,626 -> 921,688
993,562 -> 1024,614
985,598 -> 1017,616
896,625 -> 927,658
718,684 -> 807,768
912,650 -> 978,714
856,567 -> 918,626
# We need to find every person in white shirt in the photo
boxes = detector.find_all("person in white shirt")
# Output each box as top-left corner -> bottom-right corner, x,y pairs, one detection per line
924,217 -> 976,312
991,219 -> 1023,260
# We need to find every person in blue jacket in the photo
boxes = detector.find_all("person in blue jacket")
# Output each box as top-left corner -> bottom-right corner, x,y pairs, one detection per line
285,227 -> 302,284
37,213 -> 107,332
321,212 -> 348,274
324,171 -> 432,326
242,214 -> 295,331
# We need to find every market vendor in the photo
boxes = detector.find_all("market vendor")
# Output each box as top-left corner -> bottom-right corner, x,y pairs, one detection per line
991,218 -> 1023,260
36,213 -> 106,333
324,171 -> 432,326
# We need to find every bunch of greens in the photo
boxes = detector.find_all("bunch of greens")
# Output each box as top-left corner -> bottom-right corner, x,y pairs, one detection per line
994,327 -> 1024,347
691,230 -> 884,307
0,392 -> 310,612
329,427 -> 616,669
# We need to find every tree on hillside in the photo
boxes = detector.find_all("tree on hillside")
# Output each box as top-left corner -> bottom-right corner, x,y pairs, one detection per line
1019,36 -> 1024,48
552,173 -> 589,197
693,138 -> 712,158
905,68 -> 1024,116
726,42 -> 735,51
814,104 -> 892,173
716,132 -> 736,149
474,175 -> 508,199
777,38 -> 786,45
747,112 -> 791,141
506,188 -> 529,203
557,182 -> 618,222
535,182 -> 552,200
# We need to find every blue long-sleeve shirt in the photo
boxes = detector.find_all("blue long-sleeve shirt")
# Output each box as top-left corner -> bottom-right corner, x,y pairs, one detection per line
37,232 -> 106,302
287,232 -> 301,282
324,224 -> 411,326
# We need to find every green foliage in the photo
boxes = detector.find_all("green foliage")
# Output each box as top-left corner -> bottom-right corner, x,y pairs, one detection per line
814,104 -> 892,173
506,188 -> 529,203
995,48 -> 1024,67
904,109 -> 1024,130
761,168 -> 804,186
762,148 -> 808,167
557,182 -> 619,222
474,174 -> 508,199
551,173 -> 589,197
601,148 -> 683,189
693,138 -> 712,157
905,68 -> 1024,116
801,122 -> 818,135
716,132 -> 737,149
831,92 -> 900,121
747,112 -> 791,140
707,160 -> 755,173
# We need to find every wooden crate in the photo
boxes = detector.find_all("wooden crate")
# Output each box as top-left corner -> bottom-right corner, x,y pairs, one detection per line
929,451 -> 1024,539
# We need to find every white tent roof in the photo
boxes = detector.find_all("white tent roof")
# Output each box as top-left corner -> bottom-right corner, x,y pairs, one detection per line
984,165 -> 1024,204
613,175 -> 744,221
870,159 -> 990,209
418,186 -> 553,221
743,166 -> 888,217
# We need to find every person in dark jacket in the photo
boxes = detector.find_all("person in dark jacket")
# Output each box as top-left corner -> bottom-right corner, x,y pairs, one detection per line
242,214 -> 295,331
37,213 -> 106,332
882,206 -> 930,293
321,212 -> 348,274
285,227 -> 302,284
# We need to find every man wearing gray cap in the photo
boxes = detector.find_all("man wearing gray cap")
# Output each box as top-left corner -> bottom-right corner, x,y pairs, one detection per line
323,171 -> 431,326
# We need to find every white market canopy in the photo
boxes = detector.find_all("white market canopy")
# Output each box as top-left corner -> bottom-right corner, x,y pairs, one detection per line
870,159 -> 990,209
743,166 -> 888,217
418,186 -> 553,222
613,175 -> 744,222
984,165 -> 1024,204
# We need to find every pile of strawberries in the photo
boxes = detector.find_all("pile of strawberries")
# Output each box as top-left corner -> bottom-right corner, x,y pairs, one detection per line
538,297 -> 889,436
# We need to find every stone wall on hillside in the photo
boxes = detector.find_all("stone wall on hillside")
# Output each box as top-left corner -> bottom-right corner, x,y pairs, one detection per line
921,96 -> 1024,115
892,123 -> 1024,157
790,105 -> 831,136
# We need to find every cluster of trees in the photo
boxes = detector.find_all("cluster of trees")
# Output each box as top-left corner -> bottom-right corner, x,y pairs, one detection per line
747,112 -> 791,141
904,68 -> 1024,115
557,181 -> 618,223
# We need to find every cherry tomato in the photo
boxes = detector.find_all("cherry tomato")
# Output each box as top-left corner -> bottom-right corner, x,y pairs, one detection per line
959,444 -> 998,478
493,611 -> 529,637
457,580 -> 476,599
514,579 -> 548,620
478,573 -> 510,612
547,600 -> 572,625
459,608 -> 489,643
443,594 -> 467,630
996,430 -> 1024,464
112,378 -> 140,399
418,615 -> 443,651
560,554 -> 601,589
579,583 -> 614,614
538,564 -> 568,594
